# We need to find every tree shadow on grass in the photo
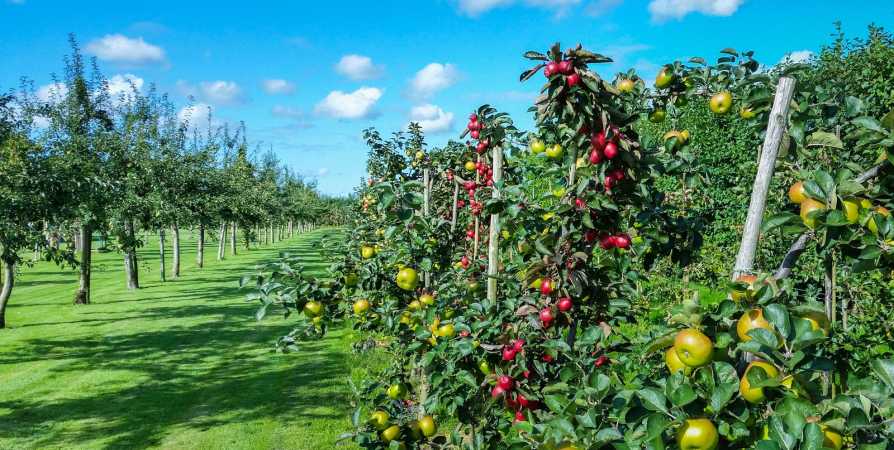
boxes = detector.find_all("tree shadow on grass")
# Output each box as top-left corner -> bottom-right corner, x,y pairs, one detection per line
0,318 -> 356,449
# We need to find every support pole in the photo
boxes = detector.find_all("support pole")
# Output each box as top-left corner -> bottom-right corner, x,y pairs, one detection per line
487,145 -> 503,304
733,77 -> 796,280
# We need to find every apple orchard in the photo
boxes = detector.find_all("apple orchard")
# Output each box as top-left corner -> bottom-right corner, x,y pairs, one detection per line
242,40 -> 894,450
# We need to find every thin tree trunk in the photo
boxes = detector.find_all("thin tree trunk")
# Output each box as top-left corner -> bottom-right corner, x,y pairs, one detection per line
197,224 -> 205,268
265,223 -> 269,244
230,222 -> 237,255
124,219 -> 139,289
74,225 -> 91,305
171,224 -> 180,278
289,220 -> 293,237
242,225 -> 250,251
159,229 -> 166,282
217,222 -> 226,260
0,259 -> 15,329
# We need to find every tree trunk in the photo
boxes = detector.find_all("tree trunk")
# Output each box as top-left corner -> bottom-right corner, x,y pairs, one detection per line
264,223 -> 269,244
0,259 -> 15,329
171,224 -> 180,278
230,222 -> 237,255
159,229 -> 166,282
74,225 -> 91,305
242,225 -> 250,251
217,222 -> 226,260
289,220 -> 293,237
124,219 -> 139,289
197,224 -> 205,268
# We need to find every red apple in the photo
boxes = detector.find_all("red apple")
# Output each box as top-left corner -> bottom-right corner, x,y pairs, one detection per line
498,375 -> 514,390
544,61 -> 560,77
615,233 -> 630,248
540,279 -> 554,294
605,174 -> 617,189
585,229 -> 599,244
604,142 -> 618,159
590,148 -> 604,164
567,73 -> 580,86
558,60 -> 574,75
594,355 -> 607,367
492,385 -> 505,397
503,347 -> 517,361
612,168 -> 624,180
469,114 -> 477,121
470,130 -> 479,139
540,308 -> 554,323
600,235 -> 616,250
513,340 -> 525,352
558,297 -> 572,311
591,132 -> 607,150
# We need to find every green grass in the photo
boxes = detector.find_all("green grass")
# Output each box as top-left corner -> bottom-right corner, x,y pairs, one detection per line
0,228 -> 389,450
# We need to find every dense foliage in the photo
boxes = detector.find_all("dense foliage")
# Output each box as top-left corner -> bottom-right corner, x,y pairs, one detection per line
246,29 -> 894,450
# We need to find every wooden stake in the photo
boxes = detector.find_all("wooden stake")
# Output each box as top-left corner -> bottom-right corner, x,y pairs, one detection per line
487,145 -> 503,303
733,77 -> 797,280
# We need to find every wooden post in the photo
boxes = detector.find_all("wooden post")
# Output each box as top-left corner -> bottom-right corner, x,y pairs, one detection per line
732,77 -> 796,280
487,145 -> 503,303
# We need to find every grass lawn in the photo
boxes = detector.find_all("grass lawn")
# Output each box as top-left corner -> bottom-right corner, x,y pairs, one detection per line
0,228 -> 389,450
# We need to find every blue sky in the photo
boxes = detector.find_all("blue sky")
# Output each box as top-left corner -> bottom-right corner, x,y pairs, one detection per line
2,1 -> 892,196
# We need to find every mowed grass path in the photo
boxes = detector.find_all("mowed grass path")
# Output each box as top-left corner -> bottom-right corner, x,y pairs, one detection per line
0,228 -> 386,450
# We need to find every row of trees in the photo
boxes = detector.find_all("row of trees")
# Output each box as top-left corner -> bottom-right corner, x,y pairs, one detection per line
0,36 -> 347,328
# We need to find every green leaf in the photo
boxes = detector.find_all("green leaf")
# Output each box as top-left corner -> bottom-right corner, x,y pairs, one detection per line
638,388 -> 669,414
351,406 -> 362,427
852,116 -> 883,132
760,212 -> 801,234
872,359 -> 894,392
806,131 -> 843,149
548,417 -> 576,438
710,383 -> 738,412
645,413 -> 671,442
844,96 -> 862,116
764,304 -> 792,341
544,393 -> 568,413
881,109 -> 894,131
523,51 -> 549,61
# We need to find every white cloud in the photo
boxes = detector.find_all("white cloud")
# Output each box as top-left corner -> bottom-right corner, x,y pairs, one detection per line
177,102 -> 212,125
454,0 -> 581,17
176,80 -> 249,107
317,167 -> 329,177
334,55 -> 385,81
778,50 -> 813,66
404,63 -> 463,102
314,87 -> 383,119
106,74 -> 144,95
260,79 -> 296,95
271,105 -> 304,118
584,0 -> 623,16
647,0 -> 745,23
35,82 -> 68,102
84,34 -> 167,69
408,104 -> 454,134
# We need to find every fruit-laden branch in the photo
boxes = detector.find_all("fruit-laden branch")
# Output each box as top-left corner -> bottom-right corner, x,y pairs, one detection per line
773,159 -> 893,280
